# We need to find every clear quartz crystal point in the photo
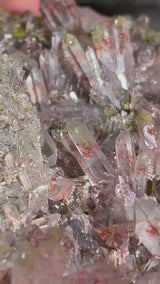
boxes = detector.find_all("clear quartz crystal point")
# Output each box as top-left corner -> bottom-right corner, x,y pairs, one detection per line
61,120 -> 114,189
26,67 -> 50,105
63,33 -> 96,82
92,23 -> 122,98
136,110 -> 158,151
113,16 -> 134,90
41,127 -> 58,167
51,30 -> 65,51
85,47 -> 121,109
134,151 -> 151,197
134,197 -> 160,257
135,111 -> 159,196
115,130 -> 136,219
92,23 -> 116,74
40,0 -> 81,33
63,33 -> 120,108
63,33 -> 91,79
115,130 -> 136,185
85,47 -> 104,90
92,23 -> 122,92
135,149 -> 160,197
39,49 -> 59,93
115,181 -> 135,220
24,184 -> 49,221
48,176 -> 73,201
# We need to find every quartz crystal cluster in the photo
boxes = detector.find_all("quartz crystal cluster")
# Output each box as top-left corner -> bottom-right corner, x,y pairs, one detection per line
1,0 -> 160,283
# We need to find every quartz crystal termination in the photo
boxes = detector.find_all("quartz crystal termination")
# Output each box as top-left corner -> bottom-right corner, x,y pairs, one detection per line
61,120 -> 115,191
136,110 -> 158,151
115,130 -> 136,219
40,0 -> 81,33
134,197 -> 160,257
116,130 -> 136,186
113,16 -> 134,90
26,67 -> 50,106
63,32 -> 121,109
92,23 -> 123,99
135,110 -> 160,196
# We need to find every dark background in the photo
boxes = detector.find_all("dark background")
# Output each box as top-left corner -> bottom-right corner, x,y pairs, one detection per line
76,0 -> 160,29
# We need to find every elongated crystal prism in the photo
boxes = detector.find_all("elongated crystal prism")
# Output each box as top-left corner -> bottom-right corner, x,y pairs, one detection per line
92,23 -> 116,74
113,16 -> 133,90
86,47 -> 121,108
92,23 -> 123,103
39,49 -> 59,93
135,149 -> 160,196
26,67 -> 50,105
63,33 -> 88,80
61,120 -> 115,189
115,130 -> 136,217
134,151 -> 151,196
115,130 -> 136,186
41,127 -> 58,167
134,197 -> 160,257
136,110 -> 158,151
63,33 -> 120,108
40,0 -> 80,33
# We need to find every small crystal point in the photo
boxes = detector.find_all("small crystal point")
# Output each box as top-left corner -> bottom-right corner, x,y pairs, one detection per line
63,33 -> 76,46
63,33 -> 121,109
40,0 -> 81,33
136,110 -> 158,151
134,151 -> 150,196
134,197 -> 160,257
115,130 -> 136,185
113,16 -> 134,90
48,176 -> 73,201
39,49 -> 59,93
86,46 -> 121,109
92,23 -> 116,74
61,120 -> 114,189
26,67 -> 50,106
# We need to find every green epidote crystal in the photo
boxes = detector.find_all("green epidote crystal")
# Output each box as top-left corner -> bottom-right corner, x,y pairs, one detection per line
146,179 -> 152,195
92,25 -> 100,43
136,110 -> 154,125
12,25 -> 26,38
63,33 -> 77,46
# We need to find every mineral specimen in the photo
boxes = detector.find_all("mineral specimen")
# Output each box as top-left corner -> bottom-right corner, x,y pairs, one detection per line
1,0 -> 160,283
